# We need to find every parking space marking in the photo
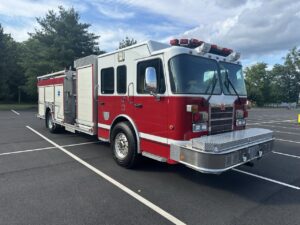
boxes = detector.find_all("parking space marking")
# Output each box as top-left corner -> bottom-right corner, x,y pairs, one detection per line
0,141 -> 99,157
248,123 -> 300,130
233,169 -> 300,190
273,130 -> 300,136
26,126 -> 186,225
11,110 -> 20,115
276,138 -> 300,144
273,151 -> 300,160
247,119 -> 295,125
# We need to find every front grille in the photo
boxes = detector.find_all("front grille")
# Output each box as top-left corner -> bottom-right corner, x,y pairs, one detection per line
210,106 -> 233,134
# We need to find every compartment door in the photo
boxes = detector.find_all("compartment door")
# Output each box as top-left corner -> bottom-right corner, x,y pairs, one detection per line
54,85 -> 64,121
77,65 -> 95,127
38,86 -> 45,117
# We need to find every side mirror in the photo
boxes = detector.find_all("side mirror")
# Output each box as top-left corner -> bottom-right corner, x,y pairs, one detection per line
145,67 -> 157,93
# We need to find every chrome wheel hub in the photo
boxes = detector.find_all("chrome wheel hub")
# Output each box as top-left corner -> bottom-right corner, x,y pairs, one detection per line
114,133 -> 129,160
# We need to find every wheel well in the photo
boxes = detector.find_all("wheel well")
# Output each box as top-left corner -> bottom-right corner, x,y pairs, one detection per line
110,116 -> 140,153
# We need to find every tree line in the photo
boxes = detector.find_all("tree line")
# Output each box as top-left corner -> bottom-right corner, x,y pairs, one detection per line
244,48 -> 300,106
0,6 -> 136,103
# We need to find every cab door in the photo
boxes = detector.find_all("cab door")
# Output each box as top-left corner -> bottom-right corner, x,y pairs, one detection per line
133,57 -> 169,155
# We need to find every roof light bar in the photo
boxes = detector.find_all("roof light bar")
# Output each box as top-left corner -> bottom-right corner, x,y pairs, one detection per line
169,38 -> 237,58
227,52 -> 241,62
179,39 -> 189,46
195,43 -> 211,55
170,39 -> 179,46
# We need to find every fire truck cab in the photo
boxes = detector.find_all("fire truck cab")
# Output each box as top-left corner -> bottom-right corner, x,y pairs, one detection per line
37,39 -> 274,174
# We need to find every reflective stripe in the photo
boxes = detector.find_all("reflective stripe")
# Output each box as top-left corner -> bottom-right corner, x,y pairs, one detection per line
97,123 -> 185,145
139,132 -> 169,144
98,123 -> 111,130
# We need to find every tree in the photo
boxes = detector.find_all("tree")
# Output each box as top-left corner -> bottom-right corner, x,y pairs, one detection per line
0,24 -> 24,102
244,63 -> 270,106
21,6 -> 102,99
281,47 -> 300,102
119,37 -> 137,49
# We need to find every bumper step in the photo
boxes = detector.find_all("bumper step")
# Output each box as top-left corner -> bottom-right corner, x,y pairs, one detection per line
170,128 -> 274,174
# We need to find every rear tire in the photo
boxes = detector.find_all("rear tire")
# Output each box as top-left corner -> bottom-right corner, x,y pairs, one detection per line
46,111 -> 60,133
111,122 -> 139,168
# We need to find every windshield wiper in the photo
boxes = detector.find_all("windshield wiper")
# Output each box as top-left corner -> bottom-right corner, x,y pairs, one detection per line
224,71 -> 241,104
207,73 -> 218,102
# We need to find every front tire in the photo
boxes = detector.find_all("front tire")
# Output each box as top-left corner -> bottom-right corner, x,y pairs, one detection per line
111,122 -> 139,168
46,111 -> 60,133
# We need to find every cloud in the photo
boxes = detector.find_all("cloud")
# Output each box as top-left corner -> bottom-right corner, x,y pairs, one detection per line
214,0 -> 248,8
0,0 -> 298,67
95,4 -> 135,19
90,25 -> 149,51
0,0 -> 75,18
0,0 -> 89,41
179,0 -> 300,58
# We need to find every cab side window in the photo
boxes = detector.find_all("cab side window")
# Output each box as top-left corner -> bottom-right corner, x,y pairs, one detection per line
101,67 -> 114,94
137,58 -> 166,94
117,65 -> 127,94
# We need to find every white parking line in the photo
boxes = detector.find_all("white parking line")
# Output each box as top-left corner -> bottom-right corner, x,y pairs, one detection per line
248,123 -> 300,130
233,169 -> 300,190
273,151 -> 300,160
11,109 -> 20,115
276,138 -> 300,144
0,141 -> 99,157
273,130 -> 300,136
247,119 -> 295,125
26,126 -> 186,225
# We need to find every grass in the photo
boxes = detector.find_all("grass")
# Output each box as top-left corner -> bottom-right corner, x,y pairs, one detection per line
0,103 -> 37,110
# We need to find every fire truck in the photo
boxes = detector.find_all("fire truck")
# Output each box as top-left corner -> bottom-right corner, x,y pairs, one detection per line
37,38 -> 274,174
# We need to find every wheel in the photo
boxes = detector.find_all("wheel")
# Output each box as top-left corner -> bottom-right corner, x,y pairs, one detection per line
46,111 -> 60,133
111,122 -> 139,168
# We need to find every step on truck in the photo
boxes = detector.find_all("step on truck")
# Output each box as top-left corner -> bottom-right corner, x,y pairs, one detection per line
37,38 -> 274,174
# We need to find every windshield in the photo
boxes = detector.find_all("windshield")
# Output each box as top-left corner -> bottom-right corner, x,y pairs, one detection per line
219,62 -> 247,96
169,54 -> 222,95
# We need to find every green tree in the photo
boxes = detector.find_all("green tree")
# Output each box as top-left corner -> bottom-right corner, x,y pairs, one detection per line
281,47 -> 300,102
244,63 -> 270,106
22,6 -> 102,99
119,36 -> 137,49
0,24 -> 24,102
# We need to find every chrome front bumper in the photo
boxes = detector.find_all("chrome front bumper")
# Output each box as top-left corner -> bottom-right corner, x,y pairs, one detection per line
170,128 -> 274,174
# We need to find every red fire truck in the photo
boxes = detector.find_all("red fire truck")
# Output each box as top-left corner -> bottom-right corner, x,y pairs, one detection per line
37,38 -> 274,174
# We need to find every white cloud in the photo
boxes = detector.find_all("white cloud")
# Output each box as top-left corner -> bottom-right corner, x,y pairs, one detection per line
178,0 -> 300,59
90,25 -> 149,51
0,0 -> 298,66
3,23 -> 35,42
0,0 -> 88,41
95,4 -> 135,19
0,0 -> 66,18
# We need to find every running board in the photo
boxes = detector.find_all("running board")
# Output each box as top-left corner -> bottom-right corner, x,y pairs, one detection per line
142,152 -> 167,162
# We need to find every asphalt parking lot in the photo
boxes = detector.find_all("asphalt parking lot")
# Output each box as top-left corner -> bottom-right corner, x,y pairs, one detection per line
1,108 -> 300,225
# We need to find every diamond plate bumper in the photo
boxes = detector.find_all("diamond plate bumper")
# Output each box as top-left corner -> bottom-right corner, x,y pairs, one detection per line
170,128 -> 274,174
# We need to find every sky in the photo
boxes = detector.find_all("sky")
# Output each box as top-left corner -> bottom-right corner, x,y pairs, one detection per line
1,0 -> 300,68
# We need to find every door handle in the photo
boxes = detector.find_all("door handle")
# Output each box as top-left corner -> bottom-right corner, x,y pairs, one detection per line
134,103 -> 143,108
99,102 -> 105,106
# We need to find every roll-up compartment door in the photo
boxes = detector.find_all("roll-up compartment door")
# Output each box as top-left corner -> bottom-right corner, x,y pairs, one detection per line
77,65 -> 95,127
38,86 -> 45,117
54,85 -> 64,121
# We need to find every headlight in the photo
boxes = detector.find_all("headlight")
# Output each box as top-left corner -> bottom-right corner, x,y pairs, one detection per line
192,123 -> 207,132
236,118 -> 246,126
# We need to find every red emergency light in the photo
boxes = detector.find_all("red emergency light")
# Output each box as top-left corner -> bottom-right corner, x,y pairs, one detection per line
170,39 -> 179,46
170,38 -> 234,57
179,38 -> 189,46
